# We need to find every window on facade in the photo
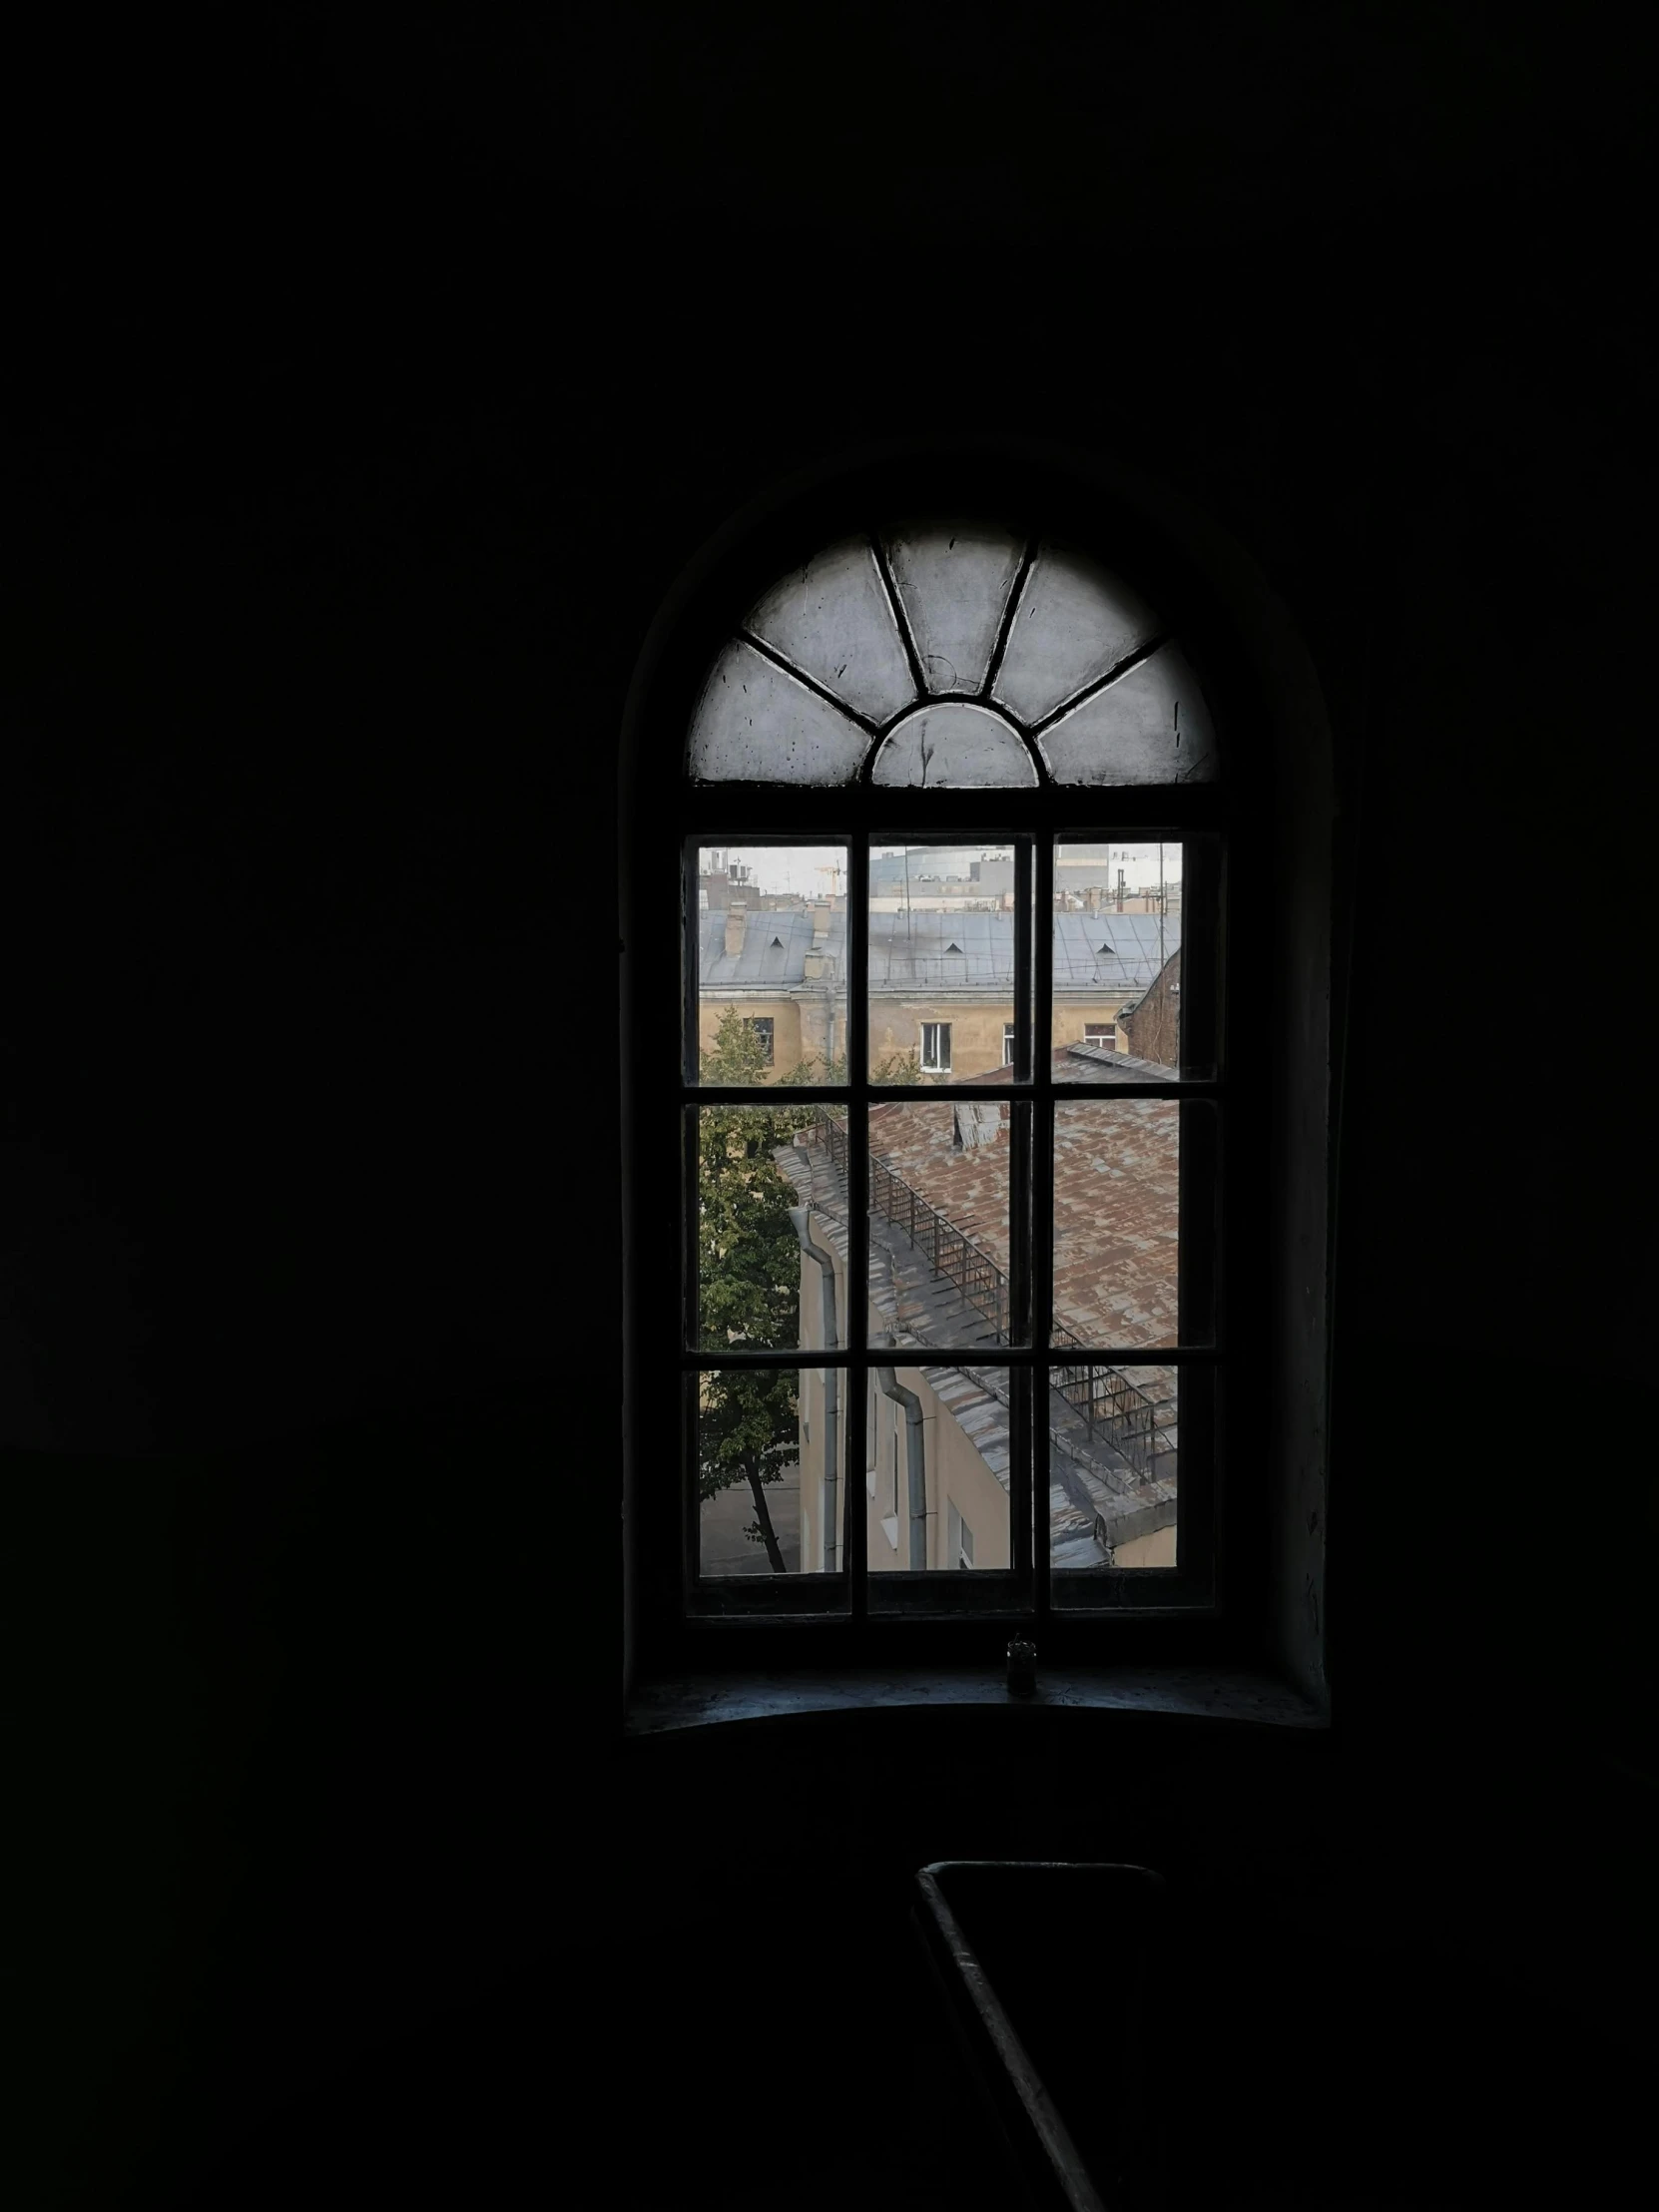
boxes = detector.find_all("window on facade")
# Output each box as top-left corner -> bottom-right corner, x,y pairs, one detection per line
947,1499 -> 976,1570
920,1021 -> 952,1072
675,516 -> 1225,1635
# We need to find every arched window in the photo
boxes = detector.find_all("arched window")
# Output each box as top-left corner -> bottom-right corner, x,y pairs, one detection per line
622,455 -> 1321,1690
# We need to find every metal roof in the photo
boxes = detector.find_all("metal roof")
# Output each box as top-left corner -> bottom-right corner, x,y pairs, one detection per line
869,909 -> 1178,989
700,905 -> 1180,991
863,1097 -> 1182,1354
1051,912 -> 1178,988
775,1108 -> 1180,1558
697,906 -> 820,985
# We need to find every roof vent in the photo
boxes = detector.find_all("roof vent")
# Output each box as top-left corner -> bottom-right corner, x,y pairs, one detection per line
770,935 -> 784,949
945,940 -> 963,954
1097,941 -> 1114,955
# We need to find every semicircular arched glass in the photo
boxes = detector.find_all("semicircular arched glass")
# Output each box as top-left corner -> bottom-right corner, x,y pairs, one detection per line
686,524 -> 1219,788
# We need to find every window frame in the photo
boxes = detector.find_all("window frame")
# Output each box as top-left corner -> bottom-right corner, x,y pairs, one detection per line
681,818 -> 1225,1629
622,450 -> 1300,1688
919,1019 -> 953,1074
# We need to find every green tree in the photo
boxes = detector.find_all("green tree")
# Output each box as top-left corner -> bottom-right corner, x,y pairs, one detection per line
698,1010 -> 812,1571
782,1044 -> 921,1085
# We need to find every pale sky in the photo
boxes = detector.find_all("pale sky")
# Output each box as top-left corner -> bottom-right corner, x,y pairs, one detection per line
706,842 -> 1183,895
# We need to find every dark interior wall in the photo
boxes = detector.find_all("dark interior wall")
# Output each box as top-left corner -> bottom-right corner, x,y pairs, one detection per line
7,10 -> 1654,2207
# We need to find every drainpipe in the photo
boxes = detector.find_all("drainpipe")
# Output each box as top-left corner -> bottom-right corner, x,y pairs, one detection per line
789,1208 -> 838,1572
875,1364 -> 929,1569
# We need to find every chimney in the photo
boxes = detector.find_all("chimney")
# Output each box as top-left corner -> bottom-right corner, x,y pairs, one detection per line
810,902 -> 830,944
1116,868 -> 1125,912
1085,884 -> 1101,915
724,902 -> 747,958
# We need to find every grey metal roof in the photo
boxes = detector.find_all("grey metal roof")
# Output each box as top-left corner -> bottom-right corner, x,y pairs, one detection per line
1059,1042 -> 1181,1081
866,908 -> 1003,987
698,906 -> 818,985
699,905 -> 1179,992
1051,912 -> 1179,988
868,908 -> 1179,991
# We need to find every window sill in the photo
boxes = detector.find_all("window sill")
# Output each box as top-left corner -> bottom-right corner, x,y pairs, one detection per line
624,1662 -> 1328,1739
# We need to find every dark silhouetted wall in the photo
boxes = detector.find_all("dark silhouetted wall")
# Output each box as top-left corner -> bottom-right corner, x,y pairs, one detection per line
7,10 -> 1652,2206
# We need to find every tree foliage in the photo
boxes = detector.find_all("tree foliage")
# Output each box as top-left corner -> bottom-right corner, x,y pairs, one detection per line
782,1044 -> 921,1085
696,1011 -> 920,1571
697,1010 -> 811,1570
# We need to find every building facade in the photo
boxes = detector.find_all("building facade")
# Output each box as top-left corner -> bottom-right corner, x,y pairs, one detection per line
698,903 -> 1183,1081
1120,945 -> 1181,1068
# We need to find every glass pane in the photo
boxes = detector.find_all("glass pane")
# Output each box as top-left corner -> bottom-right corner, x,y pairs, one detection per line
744,536 -> 916,725
883,524 -> 1025,695
990,545 -> 1162,725
865,1099 -> 1020,1352
697,1366 -> 843,1576
1036,642 -> 1219,785
687,638 -> 871,786
868,845 -> 1019,1080
1052,1099 -> 1193,1351
696,844 -> 847,1084
1052,841 -> 1181,1075
870,701 -> 1038,788
693,1102 -> 816,1352
1048,1363 -> 1179,1572
864,1354 -> 1013,1575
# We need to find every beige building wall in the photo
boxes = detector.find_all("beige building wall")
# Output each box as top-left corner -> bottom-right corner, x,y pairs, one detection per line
862,1360 -> 1013,1571
1113,1524 -> 1176,1568
867,1002 -> 1010,1078
698,993 -> 831,1081
795,1243 -> 1011,1574
794,1360 -> 830,1569
1051,998 -> 1136,1051
705,989 -> 1133,1084
795,1241 -> 1175,1575
868,996 -> 1131,1077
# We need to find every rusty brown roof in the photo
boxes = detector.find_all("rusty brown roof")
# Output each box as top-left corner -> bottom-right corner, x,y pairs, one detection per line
864,1096 -> 1179,1353
776,1099 -> 1182,1565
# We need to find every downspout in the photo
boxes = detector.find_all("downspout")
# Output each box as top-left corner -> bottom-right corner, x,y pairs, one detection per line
789,1208 -> 838,1572
875,1364 -> 929,1570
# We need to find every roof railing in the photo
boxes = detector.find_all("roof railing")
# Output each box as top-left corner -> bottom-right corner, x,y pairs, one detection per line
1049,1330 -> 1160,1482
803,1111 -> 1160,1481
809,1110 -> 1011,1345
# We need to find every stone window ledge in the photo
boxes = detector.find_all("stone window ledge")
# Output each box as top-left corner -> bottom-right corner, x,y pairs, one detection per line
625,1663 -> 1328,1738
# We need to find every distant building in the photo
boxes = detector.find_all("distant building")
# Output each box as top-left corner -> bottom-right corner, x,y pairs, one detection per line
1120,946 -> 1180,1068
698,904 -> 1182,1079
870,848 -> 1009,895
